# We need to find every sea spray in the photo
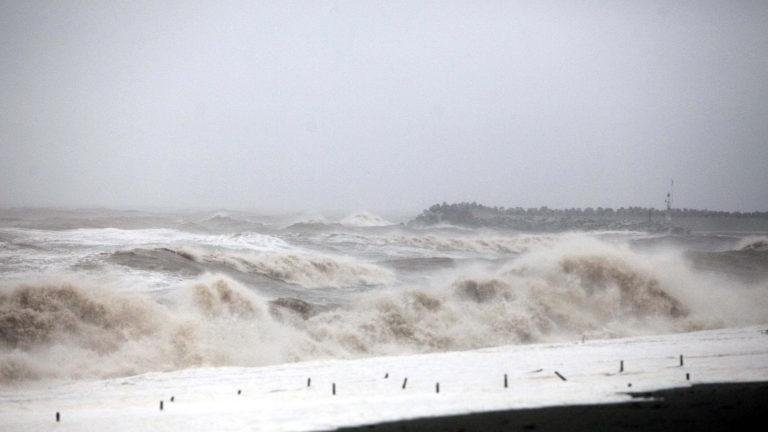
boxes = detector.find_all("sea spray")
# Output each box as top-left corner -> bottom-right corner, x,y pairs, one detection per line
2,233 -> 766,383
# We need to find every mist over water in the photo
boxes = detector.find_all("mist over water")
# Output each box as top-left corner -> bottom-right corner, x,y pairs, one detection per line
1,210 -> 767,384
2,13 -> 767,432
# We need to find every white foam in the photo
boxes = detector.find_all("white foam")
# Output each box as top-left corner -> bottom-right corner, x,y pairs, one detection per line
2,228 -> 290,251
1,326 -> 766,431
340,212 -> 393,227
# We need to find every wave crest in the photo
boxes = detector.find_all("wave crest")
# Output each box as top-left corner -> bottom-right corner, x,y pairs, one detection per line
187,248 -> 395,288
192,279 -> 260,319
3,235 -> 767,383
0,283 -> 160,351
340,211 -> 393,227
0,282 -> 204,382
560,255 -> 688,318
737,236 -> 768,252
338,232 -> 555,255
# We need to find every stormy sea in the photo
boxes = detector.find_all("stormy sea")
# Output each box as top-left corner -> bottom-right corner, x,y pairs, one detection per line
2,207 -> 767,384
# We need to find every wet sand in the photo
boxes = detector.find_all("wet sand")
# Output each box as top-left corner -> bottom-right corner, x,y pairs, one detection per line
336,381 -> 768,432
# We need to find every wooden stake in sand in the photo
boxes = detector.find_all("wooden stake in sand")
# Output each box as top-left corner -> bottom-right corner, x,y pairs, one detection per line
307,377 -> 311,387
680,355 -> 684,367
384,373 -> 389,379
554,371 -> 567,381
160,400 -> 164,411
170,396 -> 175,402
332,383 -> 336,395
56,412 -> 60,423
504,374 -> 508,388
620,360 -> 624,373
436,382 -> 440,393
686,373 -> 690,381
402,378 -> 408,389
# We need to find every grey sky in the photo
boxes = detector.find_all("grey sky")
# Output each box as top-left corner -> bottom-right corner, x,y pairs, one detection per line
1,0 -> 767,212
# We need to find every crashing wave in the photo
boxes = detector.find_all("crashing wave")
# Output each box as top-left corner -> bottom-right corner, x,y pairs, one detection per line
737,236 -> 768,252
172,247 -> 395,289
0,282 -> 201,382
4,234 -> 766,383
7,227 -> 290,252
106,245 -> 396,289
316,231 -> 556,258
340,212 -> 393,227
384,233 -> 554,255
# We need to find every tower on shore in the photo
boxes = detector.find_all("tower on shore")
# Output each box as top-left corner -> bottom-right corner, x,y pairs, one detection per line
665,179 -> 674,223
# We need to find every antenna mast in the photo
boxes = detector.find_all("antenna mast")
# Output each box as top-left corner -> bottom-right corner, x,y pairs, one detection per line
665,179 -> 674,223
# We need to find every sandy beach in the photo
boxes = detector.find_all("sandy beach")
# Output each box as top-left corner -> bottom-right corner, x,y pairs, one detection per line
2,326 -> 767,431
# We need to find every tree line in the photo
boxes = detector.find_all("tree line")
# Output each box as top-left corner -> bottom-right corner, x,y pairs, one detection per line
421,202 -> 768,218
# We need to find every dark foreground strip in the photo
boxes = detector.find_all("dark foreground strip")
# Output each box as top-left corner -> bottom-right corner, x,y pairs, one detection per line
334,381 -> 768,432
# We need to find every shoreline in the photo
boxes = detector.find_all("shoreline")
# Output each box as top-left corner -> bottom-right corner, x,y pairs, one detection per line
3,326 -> 767,431
336,381 -> 768,431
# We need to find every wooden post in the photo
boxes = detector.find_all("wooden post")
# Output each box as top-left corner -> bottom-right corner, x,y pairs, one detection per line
554,371 -> 567,381
384,373 -> 389,379
237,389 -> 242,395
56,412 -> 60,422
504,374 -> 508,388
160,400 -> 164,411
436,382 -> 440,393
307,377 -> 311,387
620,360 -> 624,373
686,373 -> 690,381
170,396 -> 174,402
402,378 -> 408,389
332,383 -> 336,395
680,355 -> 684,367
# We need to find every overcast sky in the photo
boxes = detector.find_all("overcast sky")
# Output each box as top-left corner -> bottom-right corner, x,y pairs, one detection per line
1,0 -> 766,212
